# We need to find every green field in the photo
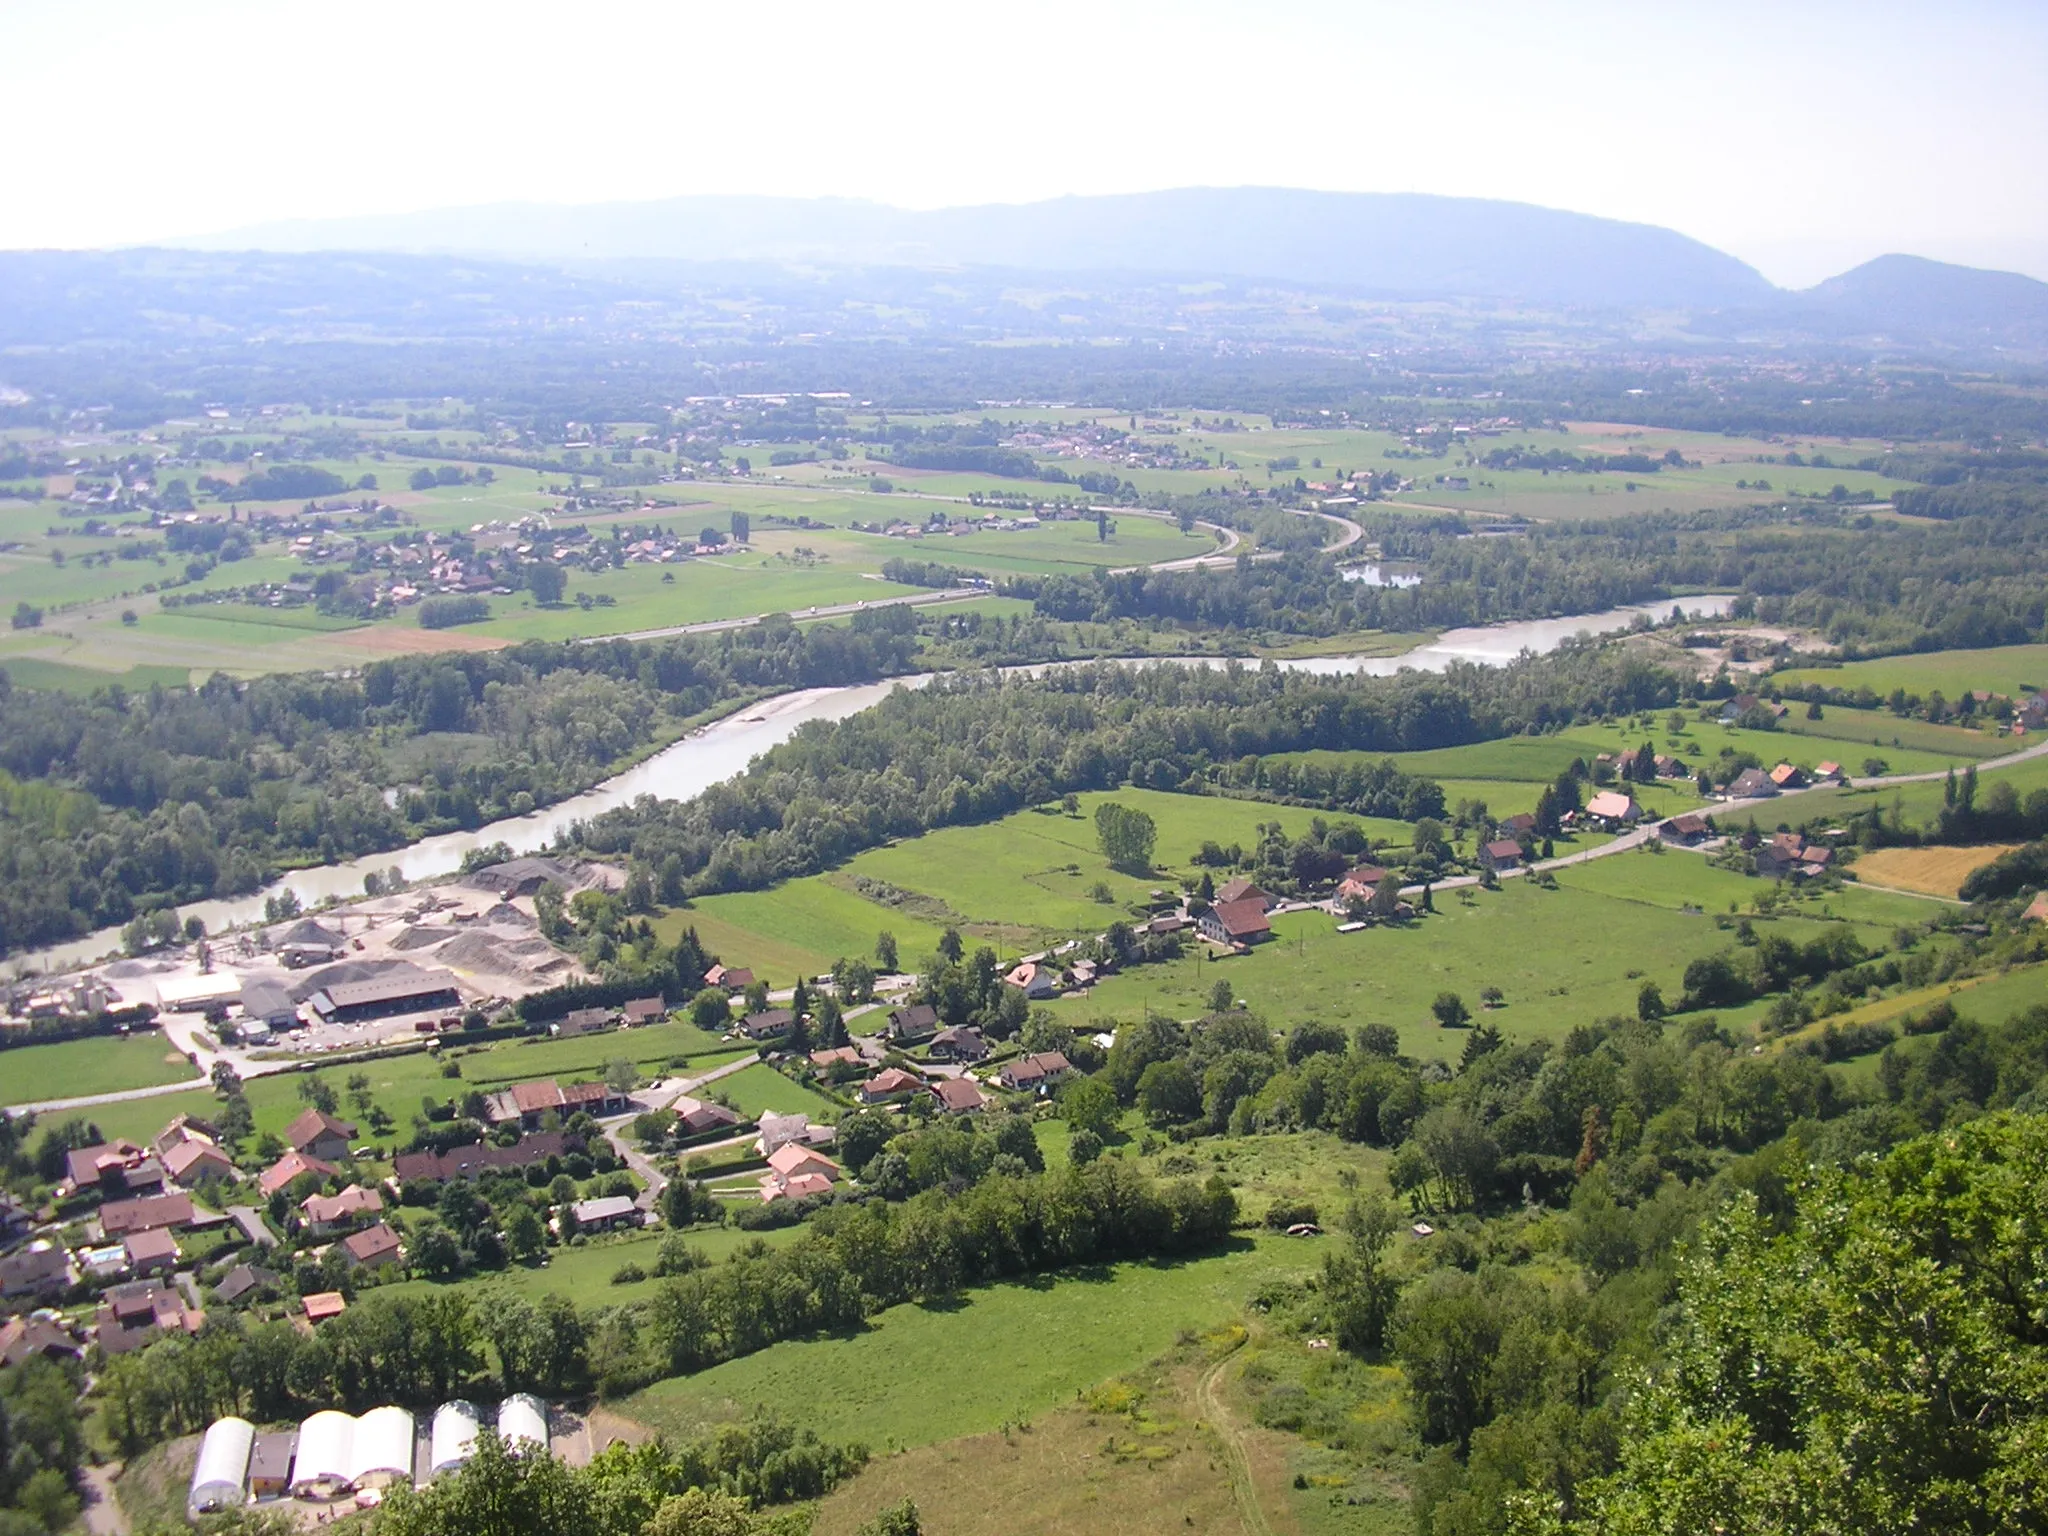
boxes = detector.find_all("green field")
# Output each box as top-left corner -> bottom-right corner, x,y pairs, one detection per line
626,1237 -> 1322,1452
377,1221 -> 805,1310
51,1020 -> 746,1151
668,789 -> 1405,980
705,1062 -> 844,1120
1049,846 -> 1940,1060
1775,644 -> 2048,703
1723,750 -> 2048,834
0,1032 -> 197,1106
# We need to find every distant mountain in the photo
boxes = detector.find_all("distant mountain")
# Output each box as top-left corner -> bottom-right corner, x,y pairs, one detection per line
1795,253 -> 2048,352
174,187 -> 1776,311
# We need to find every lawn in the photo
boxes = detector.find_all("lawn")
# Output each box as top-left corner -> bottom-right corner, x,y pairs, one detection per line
0,1032 -> 198,1106
377,1221 -> 804,1309
708,1062 -> 844,1120
663,881 -> 953,985
624,1236 -> 1322,1452
1048,846 -> 1939,1060
1774,644 -> 2048,703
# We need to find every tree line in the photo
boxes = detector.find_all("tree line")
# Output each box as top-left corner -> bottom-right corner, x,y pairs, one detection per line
0,617 -> 920,952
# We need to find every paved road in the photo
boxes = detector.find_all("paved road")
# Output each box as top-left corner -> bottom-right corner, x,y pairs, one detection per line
599,1053 -> 761,1208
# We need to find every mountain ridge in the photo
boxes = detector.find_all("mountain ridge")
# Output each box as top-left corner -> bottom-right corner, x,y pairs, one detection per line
168,187 -> 1774,311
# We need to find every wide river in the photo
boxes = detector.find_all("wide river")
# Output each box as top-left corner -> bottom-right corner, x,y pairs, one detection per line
23,597 -> 1733,972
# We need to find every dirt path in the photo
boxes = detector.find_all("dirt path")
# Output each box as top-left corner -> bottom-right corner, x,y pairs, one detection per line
79,1463 -> 128,1536
1199,1341 -> 1273,1536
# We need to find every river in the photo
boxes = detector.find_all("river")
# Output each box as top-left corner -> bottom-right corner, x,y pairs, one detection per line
21,596 -> 1732,972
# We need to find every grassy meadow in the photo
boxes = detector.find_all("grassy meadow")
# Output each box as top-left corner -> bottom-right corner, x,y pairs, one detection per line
625,1235 -> 1324,1452
0,1032 -> 199,1106
1048,847 -> 1941,1061
1774,643 -> 2048,702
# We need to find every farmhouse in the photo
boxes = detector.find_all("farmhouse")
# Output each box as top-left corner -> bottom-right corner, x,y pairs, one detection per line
1769,763 -> 1807,789
97,1281 -> 202,1354
1583,790 -> 1641,828
755,1109 -> 834,1155
0,1316 -> 80,1368
1661,812 -> 1713,846
1214,877 -> 1272,909
340,1222 -> 402,1269
928,1025 -> 988,1062
0,1242 -> 71,1300
884,1003 -> 939,1043
738,1008 -> 795,1040
1336,864 -> 1389,900
674,1096 -> 744,1137
65,1141 -> 161,1196
1813,761 -> 1847,784
1726,767 -> 1777,799
998,1051 -> 1073,1093
929,1077 -> 988,1114
1200,899 -> 1273,945
258,1150 -> 338,1197
1480,839 -> 1523,872
301,1185 -> 384,1236
860,1068 -> 926,1104
483,1078 -> 629,1128
571,1195 -> 641,1232
123,1226 -> 180,1277
100,1191 -> 194,1237
393,1132 -> 569,1184
1003,961 -> 1058,998
1499,813 -> 1538,838
557,1007 -> 612,1037
705,964 -> 755,993
164,1139 -> 236,1189
285,1109 -> 358,1161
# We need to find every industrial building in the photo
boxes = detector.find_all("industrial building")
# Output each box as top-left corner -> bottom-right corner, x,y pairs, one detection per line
430,1400 -> 481,1478
498,1394 -> 548,1451
306,968 -> 461,1024
189,1417 -> 255,1513
192,1396 -> 547,1507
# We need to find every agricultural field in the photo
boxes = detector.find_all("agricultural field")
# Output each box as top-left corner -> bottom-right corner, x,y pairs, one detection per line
1775,643 -> 2048,703
0,1032 -> 198,1106
1772,704 -> 2008,762
1049,847 -> 1942,1060
624,1236 -> 1324,1453
1849,844 -> 2019,899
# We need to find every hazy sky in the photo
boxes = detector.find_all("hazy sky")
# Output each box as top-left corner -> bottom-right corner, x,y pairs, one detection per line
6,0 -> 2045,286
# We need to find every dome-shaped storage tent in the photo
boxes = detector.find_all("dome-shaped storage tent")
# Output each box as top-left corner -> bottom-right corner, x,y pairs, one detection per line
189,1417 -> 255,1513
496,1394 -> 548,1452
350,1405 -> 416,1490
430,1400 -> 481,1478
292,1411 -> 357,1499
